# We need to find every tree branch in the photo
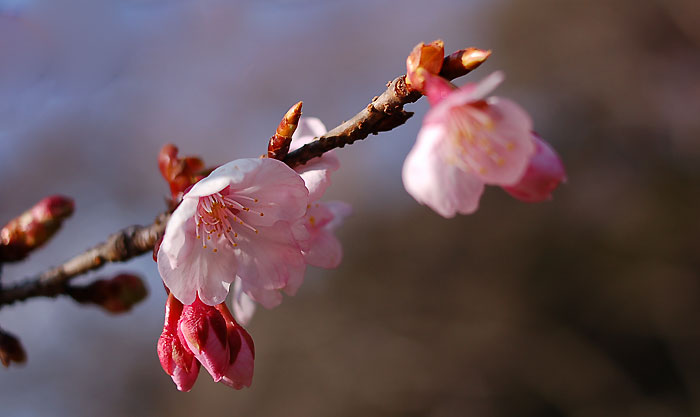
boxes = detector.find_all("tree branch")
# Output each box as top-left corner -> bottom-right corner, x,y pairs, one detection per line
0,51 -> 481,308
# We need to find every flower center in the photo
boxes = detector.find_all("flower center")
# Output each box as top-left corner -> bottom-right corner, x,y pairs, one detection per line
447,104 -> 511,174
195,192 -> 263,253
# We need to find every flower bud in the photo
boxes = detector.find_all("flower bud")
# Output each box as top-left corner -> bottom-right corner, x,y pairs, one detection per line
503,134 -> 566,202
440,47 -> 491,80
178,297 -> 229,382
216,303 -> 255,389
0,328 -> 26,367
158,294 -> 200,391
406,40 -> 445,92
67,273 -> 148,314
0,195 -> 74,262
268,101 -> 303,160
158,144 -> 206,202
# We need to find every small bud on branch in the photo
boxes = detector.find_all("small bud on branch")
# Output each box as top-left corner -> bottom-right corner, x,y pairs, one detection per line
268,101 -> 303,160
0,196 -> 74,263
66,273 -> 148,314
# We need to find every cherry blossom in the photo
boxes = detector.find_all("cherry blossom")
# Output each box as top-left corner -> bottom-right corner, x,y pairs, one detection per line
157,157 -> 309,306
402,71 -> 538,217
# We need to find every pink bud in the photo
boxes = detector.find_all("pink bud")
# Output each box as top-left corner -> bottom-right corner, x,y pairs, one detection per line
0,195 -> 74,262
157,294 -> 200,392
178,297 -> 229,382
503,134 -> 566,202
217,304 -> 255,389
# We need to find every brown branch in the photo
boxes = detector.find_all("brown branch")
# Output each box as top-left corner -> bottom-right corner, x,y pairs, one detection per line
282,51 -> 483,167
0,50 -> 483,308
0,213 -> 169,306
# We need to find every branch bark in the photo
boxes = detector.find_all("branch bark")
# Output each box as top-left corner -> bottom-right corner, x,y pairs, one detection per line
0,51 -> 480,308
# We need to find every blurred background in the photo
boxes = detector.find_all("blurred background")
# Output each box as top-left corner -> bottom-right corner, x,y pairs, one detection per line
1,0 -> 699,416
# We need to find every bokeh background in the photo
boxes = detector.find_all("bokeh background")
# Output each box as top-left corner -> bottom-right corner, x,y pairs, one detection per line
1,0 -> 700,416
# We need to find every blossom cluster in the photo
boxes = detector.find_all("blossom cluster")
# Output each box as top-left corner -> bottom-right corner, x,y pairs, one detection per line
156,118 -> 350,390
153,40 -> 565,392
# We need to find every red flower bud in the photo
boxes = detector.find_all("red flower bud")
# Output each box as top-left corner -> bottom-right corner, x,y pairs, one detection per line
178,297 -> 229,382
0,195 -> 74,262
268,101 -> 303,160
67,273 -> 148,314
158,144 -> 206,202
406,40 -> 445,92
157,294 -> 200,392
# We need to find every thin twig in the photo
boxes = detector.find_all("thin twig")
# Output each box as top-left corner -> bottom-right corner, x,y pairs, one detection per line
0,52 -> 480,308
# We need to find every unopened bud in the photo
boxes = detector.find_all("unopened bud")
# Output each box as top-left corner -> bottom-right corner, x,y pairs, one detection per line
67,273 -> 148,314
440,47 -> 491,80
179,297 -> 229,382
216,303 -> 255,389
406,40 -> 445,92
0,328 -> 26,367
158,294 -> 200,391
0,195 -> 74,262
268,101 -> 303,160
158,144 -> 206,202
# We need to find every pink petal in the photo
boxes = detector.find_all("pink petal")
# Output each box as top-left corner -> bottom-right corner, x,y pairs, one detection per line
158,198 -> 198,267
324,201 -> 353,230
296,154 -> 340,202
402,124 -> 486,218
221,328 -> 255,390
503,135 -> 566,202
464,97 -> 535,185
304,230 -> 343,269
302,201 -> 351,269
232,220 -> 306,297
426,71 -> 504,120
231,278 -> 257,326
290,117 -> 340,202
171,359 -> 200,392
229,158 -> 309,228
159,239 -> 236,306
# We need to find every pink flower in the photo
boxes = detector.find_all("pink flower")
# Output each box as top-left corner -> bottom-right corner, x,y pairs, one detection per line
402,72 -> 537,218
157,157 -> 309,306
502,134 -> 567,202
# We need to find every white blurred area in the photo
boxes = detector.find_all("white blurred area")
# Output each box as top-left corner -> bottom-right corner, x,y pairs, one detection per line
0,1 -> 486,416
